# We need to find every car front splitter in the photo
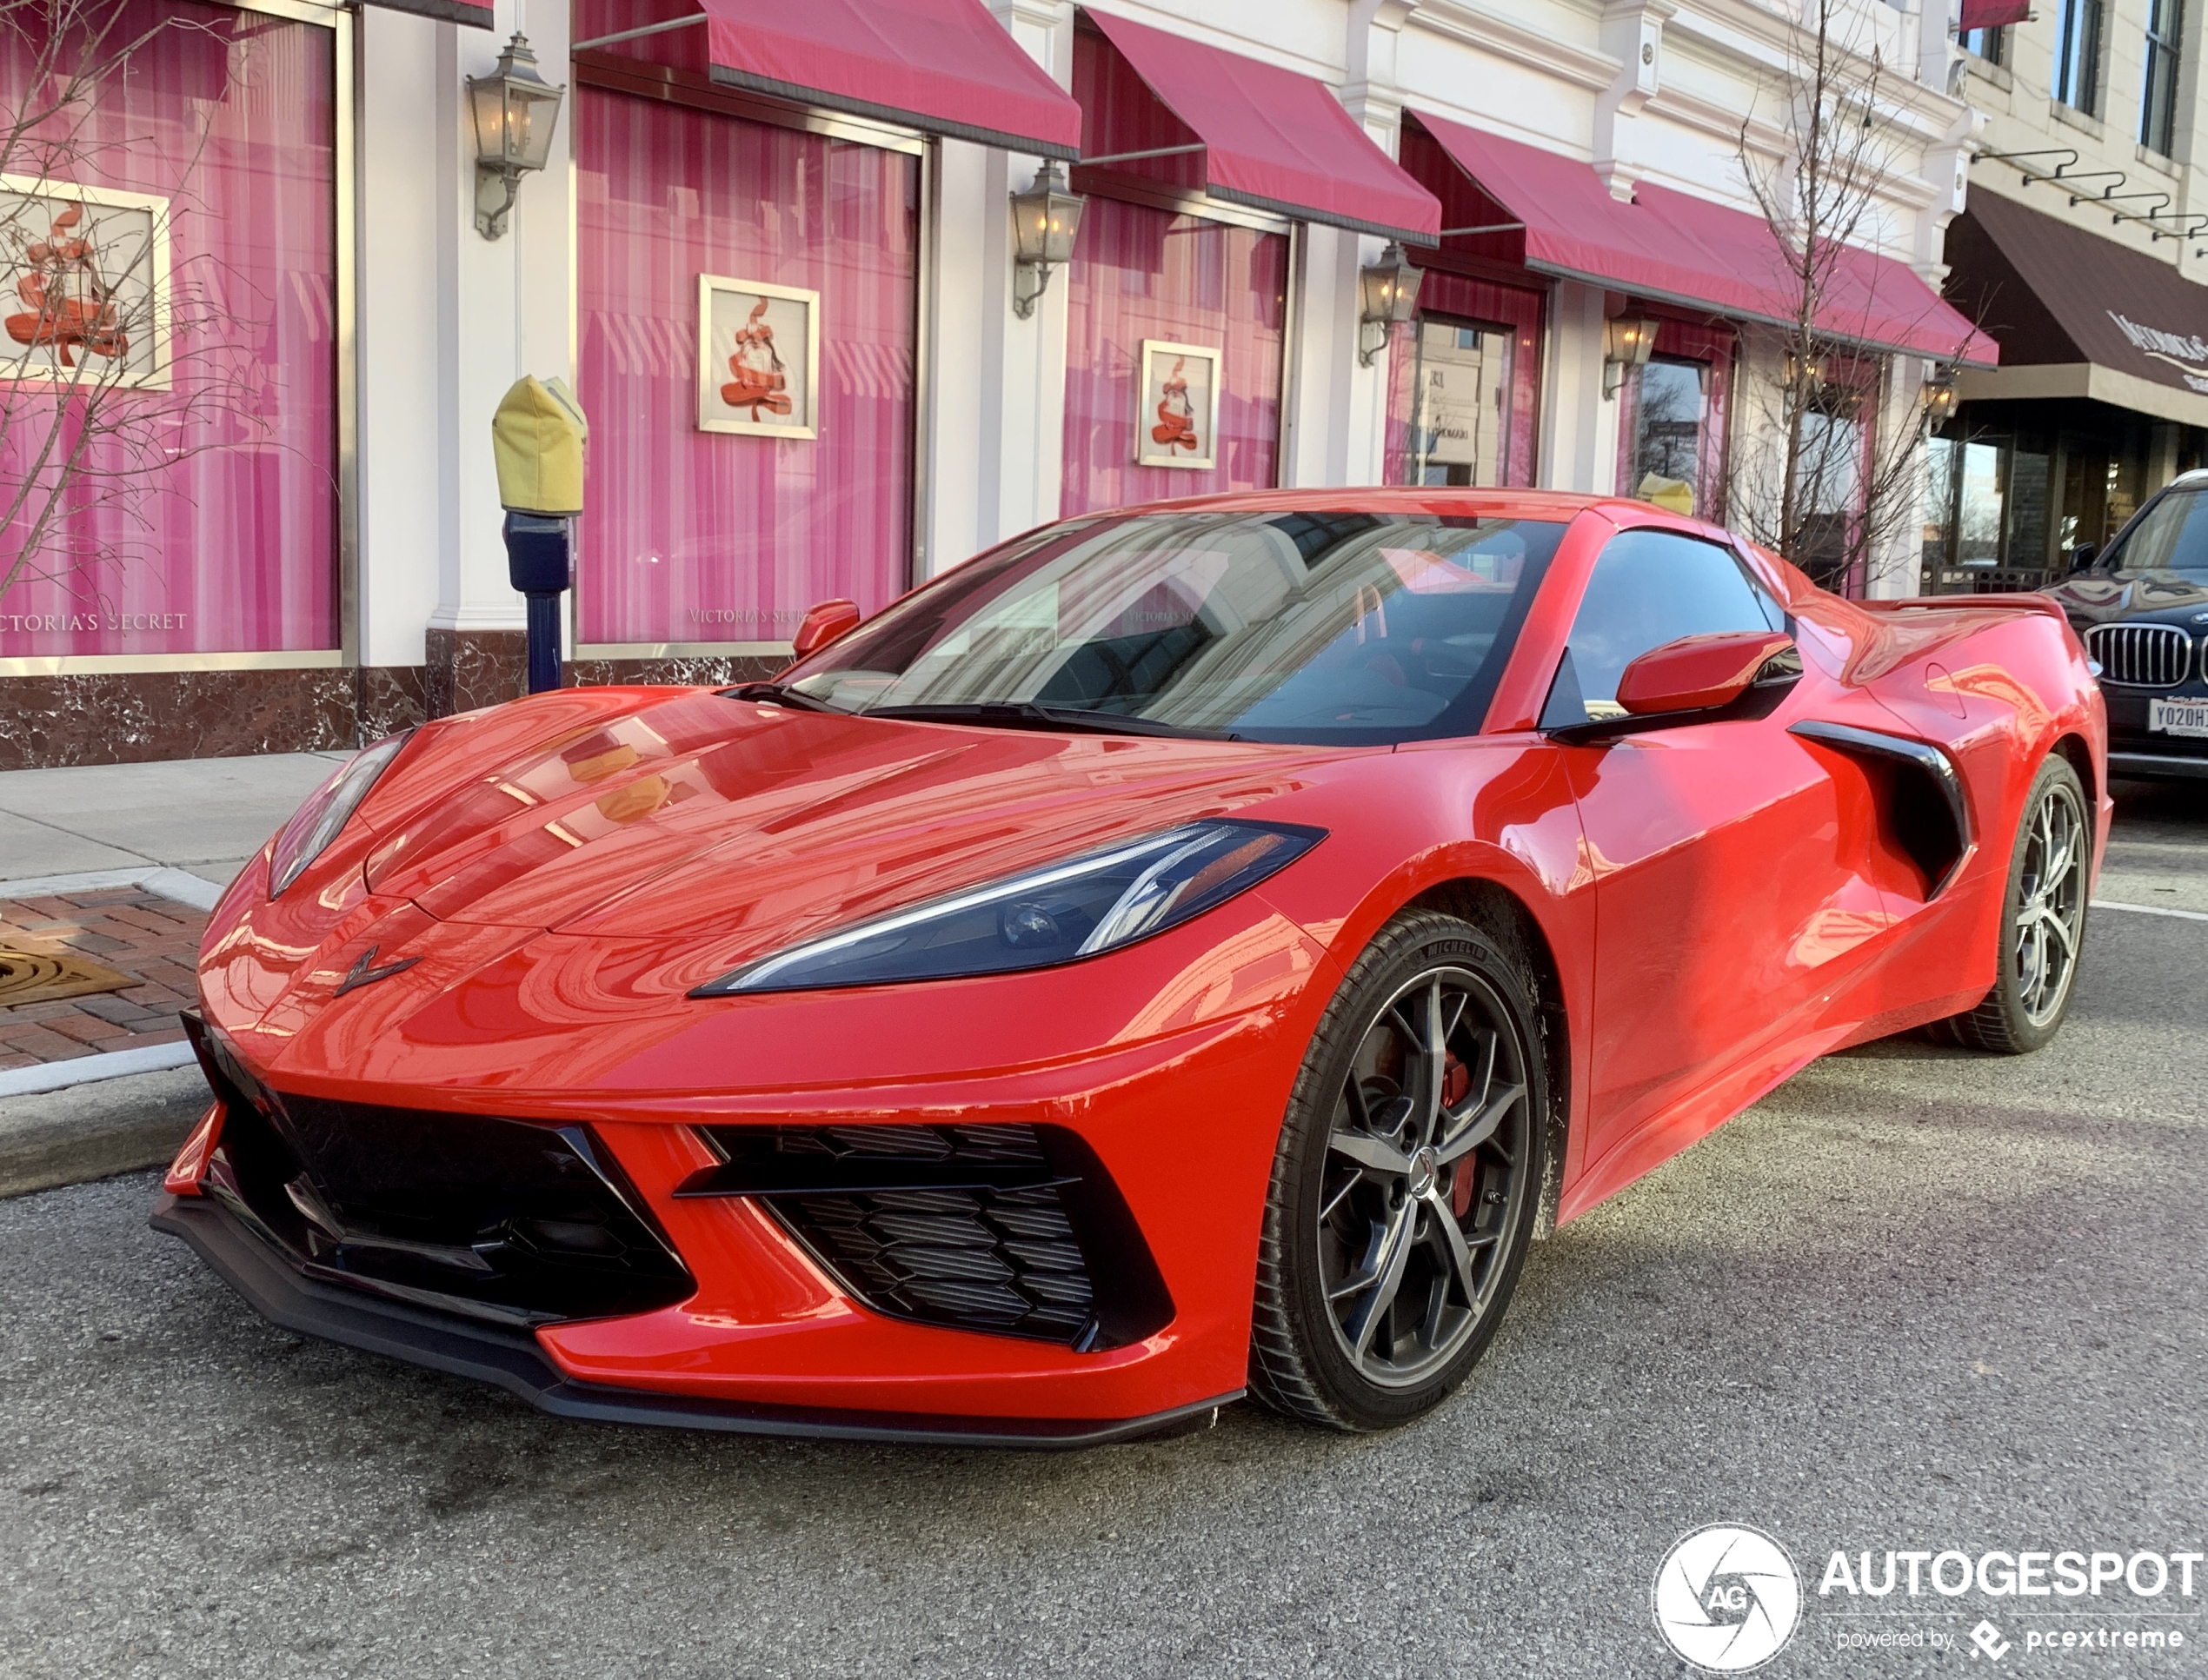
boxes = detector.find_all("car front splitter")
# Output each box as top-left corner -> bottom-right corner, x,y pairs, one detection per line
150,1192 -> 1235,1451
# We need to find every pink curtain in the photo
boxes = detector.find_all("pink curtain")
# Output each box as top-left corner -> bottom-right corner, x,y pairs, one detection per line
0,2 -> 337,657
1383,269 -> 1543,488
575,88 -> 917,647
1060,196 -> 1286,516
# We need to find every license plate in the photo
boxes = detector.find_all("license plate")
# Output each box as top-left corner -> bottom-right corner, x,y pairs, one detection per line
2150,697 -> 2208,738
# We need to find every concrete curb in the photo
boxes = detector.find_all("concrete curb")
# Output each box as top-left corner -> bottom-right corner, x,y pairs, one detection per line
0,863 -> 226,912
0,1062 -> 208,1199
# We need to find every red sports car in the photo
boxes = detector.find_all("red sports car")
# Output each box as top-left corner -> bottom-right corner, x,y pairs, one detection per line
154,490 -> 2106,1444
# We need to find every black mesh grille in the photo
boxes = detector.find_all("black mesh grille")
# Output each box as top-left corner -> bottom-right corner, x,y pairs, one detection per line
683,1123 -> 1172,1350
185,1015 -> 692,1327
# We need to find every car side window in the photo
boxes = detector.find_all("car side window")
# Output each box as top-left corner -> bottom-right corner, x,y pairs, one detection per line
1550,529 -> 1786,721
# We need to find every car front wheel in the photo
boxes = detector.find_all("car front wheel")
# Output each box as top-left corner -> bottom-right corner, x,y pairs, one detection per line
1248,909 -> 1547,1431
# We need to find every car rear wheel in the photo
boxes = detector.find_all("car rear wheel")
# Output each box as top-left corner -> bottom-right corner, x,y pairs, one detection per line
1943,754 -> 2091,1054
1248,910 -> 1546,1431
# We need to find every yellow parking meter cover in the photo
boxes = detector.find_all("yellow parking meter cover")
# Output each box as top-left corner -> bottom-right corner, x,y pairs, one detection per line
492,375 -> 589,515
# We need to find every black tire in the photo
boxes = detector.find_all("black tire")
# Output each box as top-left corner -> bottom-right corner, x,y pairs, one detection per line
1943,754 -> 2091,1054
1248,909 -> 1548,1431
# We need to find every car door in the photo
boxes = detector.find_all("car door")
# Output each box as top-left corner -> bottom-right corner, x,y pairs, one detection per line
1545,526 -> 1892,1189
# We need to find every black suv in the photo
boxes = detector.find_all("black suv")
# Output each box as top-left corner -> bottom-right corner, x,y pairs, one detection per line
2047,471 -> 2208,782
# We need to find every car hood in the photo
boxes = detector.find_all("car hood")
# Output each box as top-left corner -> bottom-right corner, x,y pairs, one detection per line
2047,573 -> 2208,626
358,687 -> 1335,950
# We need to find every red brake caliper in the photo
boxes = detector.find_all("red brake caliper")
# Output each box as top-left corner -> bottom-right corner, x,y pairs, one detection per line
1441,1052 -> 1475,1218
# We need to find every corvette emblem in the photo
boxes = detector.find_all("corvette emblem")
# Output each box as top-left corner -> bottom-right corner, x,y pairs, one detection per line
333,945 -> 422,997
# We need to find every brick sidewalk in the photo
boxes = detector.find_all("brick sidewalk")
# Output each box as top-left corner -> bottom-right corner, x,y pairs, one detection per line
0,886 -> 204,1072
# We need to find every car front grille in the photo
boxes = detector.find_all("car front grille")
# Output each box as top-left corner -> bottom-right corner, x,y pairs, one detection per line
2088,622 -> 2197,688
184,1015 -> 693,1327
681,1123 -> 1174,1351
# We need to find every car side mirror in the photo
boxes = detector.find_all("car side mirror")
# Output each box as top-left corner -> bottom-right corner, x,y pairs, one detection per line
2067,543 -> 2098,574
1615,629 -> 1799,717
790,598 -> 861,658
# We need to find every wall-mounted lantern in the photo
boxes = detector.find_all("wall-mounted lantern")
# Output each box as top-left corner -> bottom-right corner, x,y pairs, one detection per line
1602,315 -> 1659,396
1010,162 -> 1087,318
1358,242 -> 1424,367
1782,347 -> 1832,395
468,33 -> 567,241
1920,365 -> 1959,424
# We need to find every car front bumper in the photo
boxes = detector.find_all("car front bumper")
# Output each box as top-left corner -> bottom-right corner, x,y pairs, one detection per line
150,1189 -> 1236,1448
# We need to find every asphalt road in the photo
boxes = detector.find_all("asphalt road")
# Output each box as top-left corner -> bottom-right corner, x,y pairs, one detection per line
3,783 -> 2205,1680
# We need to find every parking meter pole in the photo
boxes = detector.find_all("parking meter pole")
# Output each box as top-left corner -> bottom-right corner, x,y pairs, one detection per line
502,513 -> 571,695
524,591 -> 562,694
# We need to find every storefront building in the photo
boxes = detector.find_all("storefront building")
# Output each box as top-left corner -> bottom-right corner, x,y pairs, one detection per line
1934,3 -> 2208,594
0,0 -> 1985,767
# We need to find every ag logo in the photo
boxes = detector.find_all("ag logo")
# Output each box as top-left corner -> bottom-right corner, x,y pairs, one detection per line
1653,1524 -> 1801,1672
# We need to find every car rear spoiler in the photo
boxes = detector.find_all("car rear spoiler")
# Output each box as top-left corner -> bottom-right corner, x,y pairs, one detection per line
1854,594 -> 2071,625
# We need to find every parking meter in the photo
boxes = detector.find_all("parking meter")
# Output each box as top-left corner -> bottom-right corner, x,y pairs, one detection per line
491,375 -> 588,694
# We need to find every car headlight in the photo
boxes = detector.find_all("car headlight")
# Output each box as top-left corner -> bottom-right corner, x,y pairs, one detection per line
268,729 -> 414,897
693,819 -> 1324,996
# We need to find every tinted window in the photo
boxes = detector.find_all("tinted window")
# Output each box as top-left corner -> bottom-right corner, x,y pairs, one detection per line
1553,530 -> 1785,720
783,511 -> 1566,745
2104,488 -> 2208,581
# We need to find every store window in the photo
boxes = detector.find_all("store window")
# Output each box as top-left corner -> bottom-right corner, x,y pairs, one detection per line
1615,321 -> 1733,520
0,1 -> 337,660
575,88 -> 918,650
1059,197 -> 1287,517
1384,270 -> 1540,488
1961,25 -> 2007,64
1921,430 -> 2071,594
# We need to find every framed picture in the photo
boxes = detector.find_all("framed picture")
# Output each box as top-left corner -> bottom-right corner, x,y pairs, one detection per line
1135,339 -> 1220,470
0,176 -> 170,389
697,275 -> 819,439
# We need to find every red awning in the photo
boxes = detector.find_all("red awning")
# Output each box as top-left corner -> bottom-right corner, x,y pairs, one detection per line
1078,10 -> 1440,244
575,0 -> 1083,159
1959,0 -> 2031,28
1407,110 -> 1994,365
1636,183 -> 1996,365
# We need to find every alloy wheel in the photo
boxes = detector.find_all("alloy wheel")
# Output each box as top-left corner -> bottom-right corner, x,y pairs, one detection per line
1317,964 -> 1533,1388
2012,779 -> 2087,1028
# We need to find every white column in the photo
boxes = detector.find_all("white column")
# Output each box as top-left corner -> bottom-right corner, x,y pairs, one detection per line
1286,224 -> 1363,488
1868,354 -> 1928,599
1540,282 -> 1610,493
429,0 -> 574,647
911,0 -> 1075,573
1333,0 -> 1418,488
355,6 -> 444,670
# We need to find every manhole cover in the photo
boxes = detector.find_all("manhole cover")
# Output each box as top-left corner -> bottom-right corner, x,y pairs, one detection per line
0,946 -> 140,1006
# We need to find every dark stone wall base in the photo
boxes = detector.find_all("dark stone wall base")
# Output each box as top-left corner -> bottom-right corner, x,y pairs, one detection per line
0,643 -> 785,770
0,666 -> 430,771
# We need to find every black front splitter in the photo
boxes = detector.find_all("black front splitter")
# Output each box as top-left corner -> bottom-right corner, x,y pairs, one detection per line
150,1192 -> 1235,1450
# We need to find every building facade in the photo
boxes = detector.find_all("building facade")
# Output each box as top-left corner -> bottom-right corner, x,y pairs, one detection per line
0,0 -> 1986,767
1935,0 -> 2208,591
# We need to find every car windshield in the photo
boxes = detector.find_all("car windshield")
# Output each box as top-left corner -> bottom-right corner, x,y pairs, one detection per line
777,510 -> 1566,746
2104,488 -> 2208,581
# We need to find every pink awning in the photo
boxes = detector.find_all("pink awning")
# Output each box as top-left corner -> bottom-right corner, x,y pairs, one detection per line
1408,110 -> 1994,365
576,0 -> 1083,159
1080,10 -> 1440,244
1634,182 -> 1997,366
